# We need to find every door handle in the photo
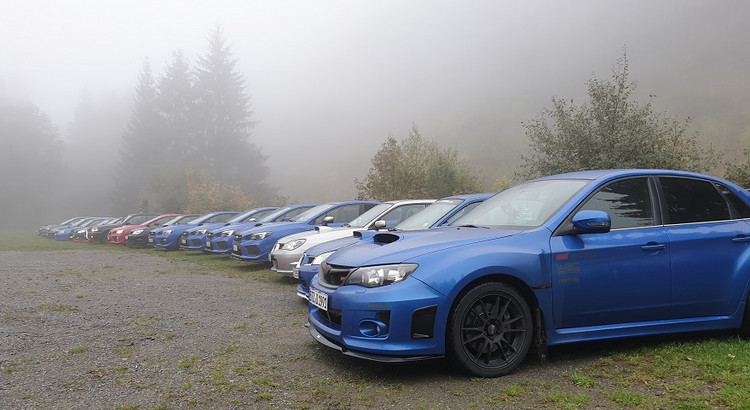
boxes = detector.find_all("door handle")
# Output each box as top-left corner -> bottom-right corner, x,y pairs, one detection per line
641,243 -> 666,252
731,235 -> 750,244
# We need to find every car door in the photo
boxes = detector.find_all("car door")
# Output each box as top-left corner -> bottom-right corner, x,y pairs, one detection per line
658,177 -> 750,318
549,177 -> 672,329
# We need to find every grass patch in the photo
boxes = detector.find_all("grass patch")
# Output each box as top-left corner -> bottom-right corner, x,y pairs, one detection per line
68,346 -> 90,354
39,304 -> 80,312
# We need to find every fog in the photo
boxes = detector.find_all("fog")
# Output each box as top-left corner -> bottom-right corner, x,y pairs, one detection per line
2,0 -> 750,225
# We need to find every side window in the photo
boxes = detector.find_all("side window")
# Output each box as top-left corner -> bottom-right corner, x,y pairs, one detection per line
314,204 -> 361,224
714,183 -> 750,218
442,201 -> 483,226
579,178 -> 654,229
660,177 -> 730,224
381,204 -> 429,227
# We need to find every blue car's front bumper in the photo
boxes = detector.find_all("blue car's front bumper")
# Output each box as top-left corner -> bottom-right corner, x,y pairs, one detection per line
307,275 -> 447,359
153,234 -> 181,250
181,234 -> 207,251
230,238 -> 275,262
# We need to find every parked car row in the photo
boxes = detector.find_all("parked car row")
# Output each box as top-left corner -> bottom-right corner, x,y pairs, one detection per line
36,169 -> 750,378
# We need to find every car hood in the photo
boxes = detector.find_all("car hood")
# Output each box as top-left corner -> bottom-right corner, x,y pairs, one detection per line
279,226 -> 353,244
327,226 -> 521,266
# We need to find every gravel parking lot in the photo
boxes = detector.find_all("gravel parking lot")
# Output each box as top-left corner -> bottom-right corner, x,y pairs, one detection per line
4,248 -> 733,409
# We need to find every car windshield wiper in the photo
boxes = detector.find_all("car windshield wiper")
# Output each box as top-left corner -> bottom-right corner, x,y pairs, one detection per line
456,224 -> 489,229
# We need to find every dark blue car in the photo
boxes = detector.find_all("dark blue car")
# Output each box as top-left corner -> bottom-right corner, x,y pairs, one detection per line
230,201 -> 380,263
308,170 -> 750,377
152,211 -> 239,250
205,204 -> 318,254
295,193 -> 493,299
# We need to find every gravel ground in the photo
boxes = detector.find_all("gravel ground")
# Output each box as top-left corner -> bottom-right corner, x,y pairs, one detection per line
0,249 -> 634,409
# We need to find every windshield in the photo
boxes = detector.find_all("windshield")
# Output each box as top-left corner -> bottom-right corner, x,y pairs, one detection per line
288,204 -> 332,222
346,203 -> 391,228
165,215 -> 199,225
127,215 -> 155,225
454,179 -> 588,228
227,208 -> 275,223
396,199 -> 463,230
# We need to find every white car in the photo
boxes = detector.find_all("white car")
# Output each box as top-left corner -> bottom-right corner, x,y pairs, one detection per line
269,199 -> 434,274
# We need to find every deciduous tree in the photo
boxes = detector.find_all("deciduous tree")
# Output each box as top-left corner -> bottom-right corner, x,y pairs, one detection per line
518,52 -> 717,179
355,125 -> 482,200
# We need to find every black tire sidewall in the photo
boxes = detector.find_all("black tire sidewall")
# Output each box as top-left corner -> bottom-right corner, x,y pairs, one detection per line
447,281 -> 533,377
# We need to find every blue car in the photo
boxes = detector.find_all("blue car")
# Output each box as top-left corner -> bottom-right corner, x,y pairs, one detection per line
308,170 -> 750,377
180,207 -> 280,251
230,201 -> 380,263
152,211 -> 239,250
205,204 -> 318,254
295,193 -> 493,299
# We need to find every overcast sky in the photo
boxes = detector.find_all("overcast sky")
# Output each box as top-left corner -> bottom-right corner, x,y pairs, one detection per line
2,0 -> 749,202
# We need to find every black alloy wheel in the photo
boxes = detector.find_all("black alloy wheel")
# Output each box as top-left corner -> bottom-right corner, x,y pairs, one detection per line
447,282 -> 532,377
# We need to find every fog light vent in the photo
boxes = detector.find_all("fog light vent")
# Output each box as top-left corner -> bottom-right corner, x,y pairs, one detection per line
411,305 -> 437,339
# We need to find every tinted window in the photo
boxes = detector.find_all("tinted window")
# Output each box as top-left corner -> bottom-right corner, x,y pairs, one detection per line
660,177 -> 730,224
579,178 -> 654,229
715,183 -> 750,218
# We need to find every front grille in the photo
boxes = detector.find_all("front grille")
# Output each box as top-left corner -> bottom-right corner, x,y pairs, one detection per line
318,262 -> 353,288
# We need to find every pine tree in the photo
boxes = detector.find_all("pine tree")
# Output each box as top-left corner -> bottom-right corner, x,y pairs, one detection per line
193,25 -> 272,200
0,103 -> 63,227
113,58 -> 166,214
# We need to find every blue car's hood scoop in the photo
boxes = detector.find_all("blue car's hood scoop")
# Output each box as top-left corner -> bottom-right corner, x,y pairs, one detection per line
329,227 -> 520,266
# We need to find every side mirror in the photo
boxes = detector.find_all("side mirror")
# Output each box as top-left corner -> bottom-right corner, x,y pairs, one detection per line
371,220 -> 387,230
322,216 -> 334,226
570,210 -> 611,234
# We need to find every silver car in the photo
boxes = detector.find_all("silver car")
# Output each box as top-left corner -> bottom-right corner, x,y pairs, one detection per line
269,199 -> 434,275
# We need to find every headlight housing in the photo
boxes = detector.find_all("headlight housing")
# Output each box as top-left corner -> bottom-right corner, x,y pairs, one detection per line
195,229 -> 207,235
311,251 -> 335,266
162,229 -> 173,235
249,231 -> 272,240
281,238 -> 306,251
131,229 -> 144,235
343,264 -> 418,288
115,229 -> 125,234
218,230 -> 234,237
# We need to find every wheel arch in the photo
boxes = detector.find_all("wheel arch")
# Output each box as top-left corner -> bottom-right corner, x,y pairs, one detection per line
445,272 -> 548,360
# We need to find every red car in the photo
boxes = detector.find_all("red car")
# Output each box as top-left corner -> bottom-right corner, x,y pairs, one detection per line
107,214 -> 181,245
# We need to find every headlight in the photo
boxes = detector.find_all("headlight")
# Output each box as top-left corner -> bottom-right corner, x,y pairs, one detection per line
219,230 -> 235,237
311,251 -> 335,265
92,227 -> 100,232
343,264 -> 418,288
281,238 -> 306,251
132,229 -> 144,235
249,231 -> 272,240
194,229 -> 207,235
162,229 -> 173,235
115,229 -> 125,234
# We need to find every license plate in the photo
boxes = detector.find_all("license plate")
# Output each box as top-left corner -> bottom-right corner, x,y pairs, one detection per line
206,241 -> 212,249
148,237 -> 154,243
233,244 -> 239,252
310,288 -> 328,311
181,239 -> 187,245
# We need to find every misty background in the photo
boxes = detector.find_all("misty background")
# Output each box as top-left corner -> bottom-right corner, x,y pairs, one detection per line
2,0 -> 749,228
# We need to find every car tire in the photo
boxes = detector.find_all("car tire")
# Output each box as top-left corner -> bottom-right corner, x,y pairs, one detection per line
447,281 -> 533,377
740,292 -> 750,339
